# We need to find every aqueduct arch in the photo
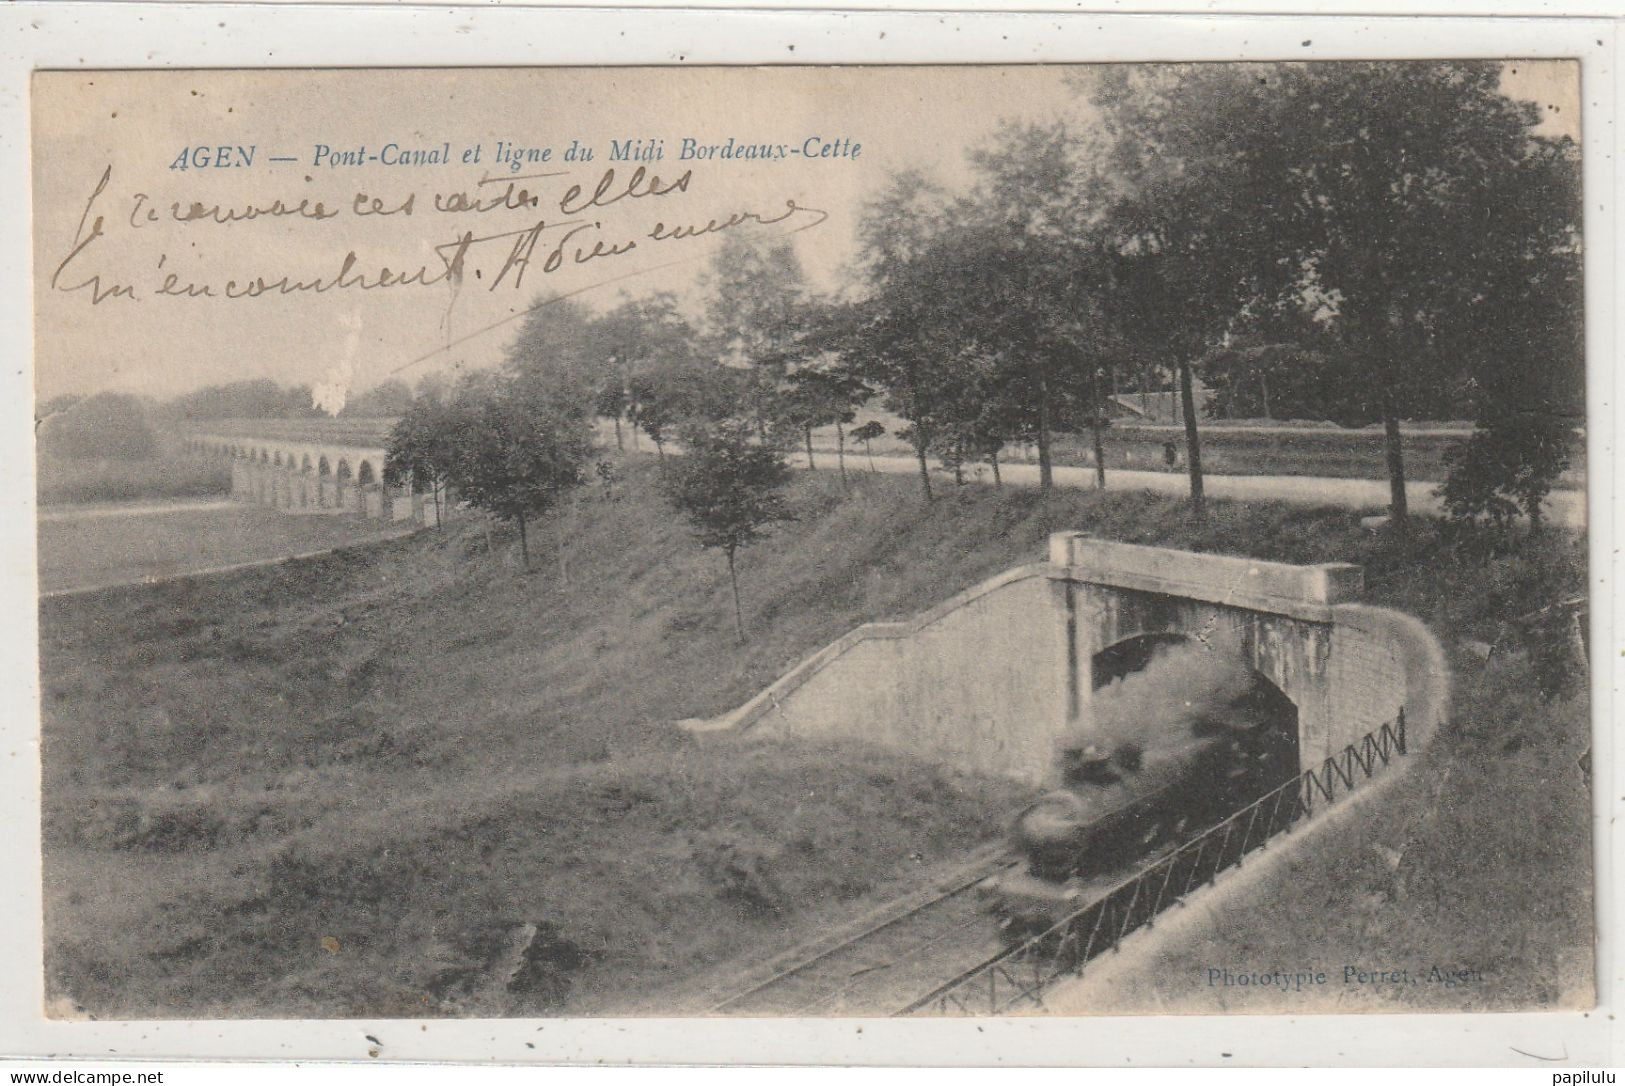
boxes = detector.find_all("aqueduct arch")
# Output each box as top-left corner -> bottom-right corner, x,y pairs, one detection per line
187,422 -> 432,526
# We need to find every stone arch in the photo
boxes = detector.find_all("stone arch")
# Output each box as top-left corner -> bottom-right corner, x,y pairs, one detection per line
318,455 -> 331,477
1087,629 -> 1300,794
336,459 -> 352,481
273,451 -> 283,466
357,460 -> 376,485
258,448 -> 270,464
301,454 -> 313,474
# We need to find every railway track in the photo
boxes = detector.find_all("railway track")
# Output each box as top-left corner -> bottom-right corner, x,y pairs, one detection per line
707,850 -> 1020,1016
705,835 -> 1205,1016
704,722 -> 1411,1017
706,849 -> 1170,1015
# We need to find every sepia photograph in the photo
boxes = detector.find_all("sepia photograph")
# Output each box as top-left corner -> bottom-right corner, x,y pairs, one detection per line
23,52 -> 1594,1033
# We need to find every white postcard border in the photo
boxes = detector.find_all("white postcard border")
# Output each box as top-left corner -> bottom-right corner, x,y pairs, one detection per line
0,2 -> 1617,1068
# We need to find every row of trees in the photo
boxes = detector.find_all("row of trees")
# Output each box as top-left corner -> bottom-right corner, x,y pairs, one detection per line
385,320 -> 797,641
419,61 -> 1577,538
837,62 -> 1582,532
39,379 -> 332,455
378,60 -> 1581,636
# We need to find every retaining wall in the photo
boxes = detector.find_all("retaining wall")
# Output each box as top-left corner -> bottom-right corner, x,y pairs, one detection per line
689,533 -> 1449,785
693,566 -> 1070,781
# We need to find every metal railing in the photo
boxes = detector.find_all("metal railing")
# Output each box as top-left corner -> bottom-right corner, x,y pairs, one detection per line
902,712 -> 1408,1016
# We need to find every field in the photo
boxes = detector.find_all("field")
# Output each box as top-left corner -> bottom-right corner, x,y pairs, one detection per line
39,504 -> 415,595
38,457 -> 1591,1017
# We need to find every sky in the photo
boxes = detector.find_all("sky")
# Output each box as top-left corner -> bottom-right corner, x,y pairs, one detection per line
31,61 -> 1579,408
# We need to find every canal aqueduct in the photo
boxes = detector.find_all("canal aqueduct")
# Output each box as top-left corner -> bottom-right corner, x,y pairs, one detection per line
184,420 -> 450,526
688,532 -> 1448,785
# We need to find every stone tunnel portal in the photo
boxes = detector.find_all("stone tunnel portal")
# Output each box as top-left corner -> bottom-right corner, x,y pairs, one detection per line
1089,631 -> 1301,793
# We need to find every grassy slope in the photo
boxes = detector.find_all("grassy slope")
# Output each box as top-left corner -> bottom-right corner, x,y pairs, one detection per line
39,458 -> 1591,1017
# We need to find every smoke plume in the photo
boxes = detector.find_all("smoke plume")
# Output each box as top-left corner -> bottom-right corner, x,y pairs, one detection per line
312,310 -> 363,416
1062,637 -> 1253,763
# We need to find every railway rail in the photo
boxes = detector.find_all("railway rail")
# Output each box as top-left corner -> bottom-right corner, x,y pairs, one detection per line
707,851 -> 1021,1015
704,714 -> 1407,1017
903,715 -> 1409,1016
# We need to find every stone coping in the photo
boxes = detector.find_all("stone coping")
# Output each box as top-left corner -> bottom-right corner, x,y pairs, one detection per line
1050,533 -> 1363,622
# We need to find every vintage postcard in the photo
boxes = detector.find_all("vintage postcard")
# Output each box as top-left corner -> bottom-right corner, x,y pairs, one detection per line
9,10 -> 1613,1065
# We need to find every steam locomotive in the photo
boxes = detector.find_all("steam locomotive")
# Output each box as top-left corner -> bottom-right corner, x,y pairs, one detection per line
981,672 -> 1298,942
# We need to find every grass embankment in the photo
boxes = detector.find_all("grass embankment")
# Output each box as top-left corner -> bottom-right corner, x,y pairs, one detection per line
38,459 -> 1589,1016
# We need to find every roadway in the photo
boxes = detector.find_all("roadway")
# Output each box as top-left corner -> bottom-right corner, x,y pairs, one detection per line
787,452 -> 1587,530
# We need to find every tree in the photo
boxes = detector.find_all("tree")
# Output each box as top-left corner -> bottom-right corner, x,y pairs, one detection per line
1087,62 -> 1581,534
703,235 -> 809,439
505,294 -> 601,414
660,419 -> 794,642
1441,417 -> 1573,532
1090,66 -> 1302,520
441,375 -> 591,571
1199,339 -> 1344,422
626,357 -> 739,458
847,135 -> 1119,499
343,378 -> 414,418
164,378 -> 325,421
956,122 -> 1114,492
780,362 -> 869,484
385,392 -> 461,529
1259,62 -> 1579,538
850,420 -> 886,473
1167,62 -> 1577,537
593,292 -> 699,453
1437,129 -> 1583,531
843,171 -> 969,501
36,393 -> 81,423
414,370 -> 454,407
39,391 -> 158,460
